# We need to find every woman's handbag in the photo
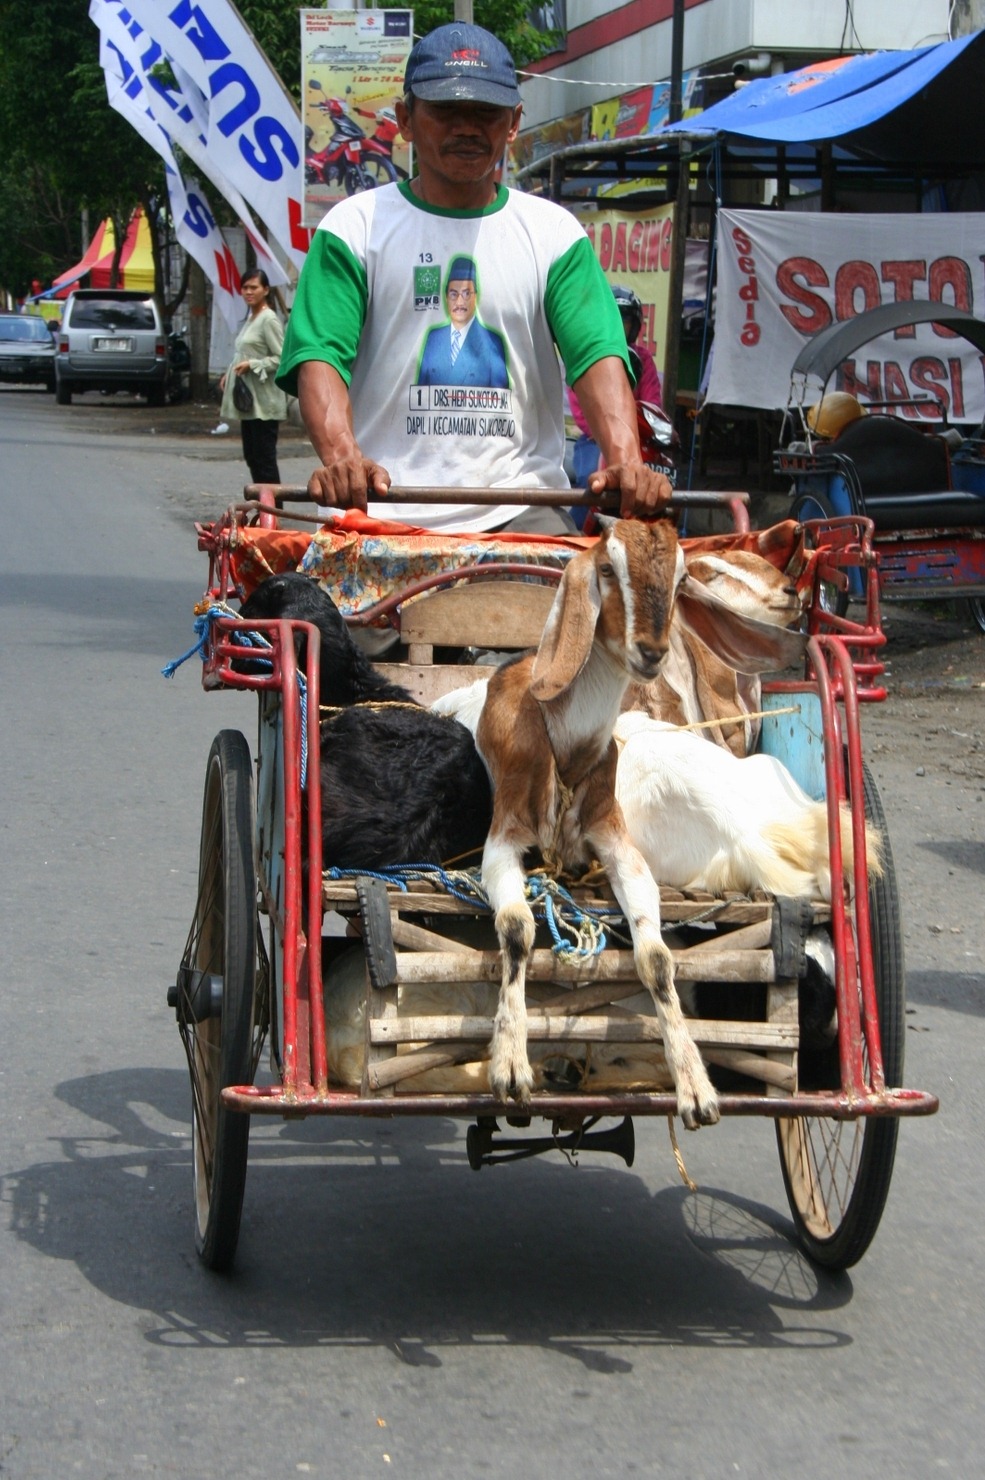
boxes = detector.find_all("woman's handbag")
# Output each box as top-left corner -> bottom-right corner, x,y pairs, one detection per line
232,375 -> 254,414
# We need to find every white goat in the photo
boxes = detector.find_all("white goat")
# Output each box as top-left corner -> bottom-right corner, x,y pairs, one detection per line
474,519 -> 720,1129
613,711 -> 881,901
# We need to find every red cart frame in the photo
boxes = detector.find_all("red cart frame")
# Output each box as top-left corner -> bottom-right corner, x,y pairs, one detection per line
172,487 -> 937,1274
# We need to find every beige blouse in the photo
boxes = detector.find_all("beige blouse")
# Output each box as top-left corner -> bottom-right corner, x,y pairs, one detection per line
221,306 -> 288,422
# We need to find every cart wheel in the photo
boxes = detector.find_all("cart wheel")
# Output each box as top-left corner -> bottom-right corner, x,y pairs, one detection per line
790,492 -> 851,619
967,597 -> 985,635
776,760 -> 905,1269
175,731 -> 259,1272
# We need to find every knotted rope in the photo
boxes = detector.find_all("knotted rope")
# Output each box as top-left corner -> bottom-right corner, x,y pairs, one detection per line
161,601 -> 308,786
323,863 -> 619,960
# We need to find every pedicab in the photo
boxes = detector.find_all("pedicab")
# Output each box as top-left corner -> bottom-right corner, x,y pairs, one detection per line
167,481 -> 937,1274
773,301 -> 985,632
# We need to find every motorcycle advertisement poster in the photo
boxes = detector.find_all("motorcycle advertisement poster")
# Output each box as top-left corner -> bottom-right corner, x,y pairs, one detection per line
572,203 -> 675,385
302,8 -> 412,226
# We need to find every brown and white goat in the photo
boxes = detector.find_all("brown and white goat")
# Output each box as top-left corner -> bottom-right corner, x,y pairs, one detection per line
475,519 -> 720,1129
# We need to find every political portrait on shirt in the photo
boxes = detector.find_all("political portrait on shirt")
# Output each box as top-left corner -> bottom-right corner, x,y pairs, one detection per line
416,256 -> 509,389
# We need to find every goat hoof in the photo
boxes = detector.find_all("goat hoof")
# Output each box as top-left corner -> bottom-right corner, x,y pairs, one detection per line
679,1088 -> 720,1131
490,1057 -> 534,1108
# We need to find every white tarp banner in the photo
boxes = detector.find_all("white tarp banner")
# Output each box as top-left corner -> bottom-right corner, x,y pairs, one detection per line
107,0 -> 310,271
710,209 -> 985,423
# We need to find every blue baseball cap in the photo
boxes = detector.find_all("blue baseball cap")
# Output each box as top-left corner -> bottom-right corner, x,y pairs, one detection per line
404,23 -> 521,108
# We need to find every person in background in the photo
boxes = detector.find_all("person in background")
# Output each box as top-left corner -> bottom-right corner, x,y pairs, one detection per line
219,269 -> 287,485
569,285 -> 663,490
276,22 -> 672,533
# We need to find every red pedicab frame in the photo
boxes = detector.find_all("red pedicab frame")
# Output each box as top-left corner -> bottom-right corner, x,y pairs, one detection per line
172,487 -> 938,1274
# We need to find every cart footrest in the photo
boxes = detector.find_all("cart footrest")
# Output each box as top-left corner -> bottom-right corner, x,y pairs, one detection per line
221,1084 -> 939,1119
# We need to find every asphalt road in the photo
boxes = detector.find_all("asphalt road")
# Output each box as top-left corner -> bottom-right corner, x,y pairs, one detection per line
1,388 -> 982,1479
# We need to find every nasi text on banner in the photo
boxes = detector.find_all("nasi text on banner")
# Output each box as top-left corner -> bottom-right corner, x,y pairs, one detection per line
711,208 -> 985,421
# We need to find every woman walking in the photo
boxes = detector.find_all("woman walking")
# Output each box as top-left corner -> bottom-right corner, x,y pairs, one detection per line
219,269 -> 287,484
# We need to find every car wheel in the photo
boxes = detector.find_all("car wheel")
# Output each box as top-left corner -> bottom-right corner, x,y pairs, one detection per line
55,379 -> 72,405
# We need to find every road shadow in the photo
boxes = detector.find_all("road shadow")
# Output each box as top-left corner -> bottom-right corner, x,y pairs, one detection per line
0,1068 -> 857,1370
905,969 -> 985,1018
917,837 -> 985,876
0,570 -> 221,659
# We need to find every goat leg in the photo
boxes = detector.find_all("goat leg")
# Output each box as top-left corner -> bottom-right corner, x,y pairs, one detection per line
482,835 -> 536,1106
593,829 -> 720,1130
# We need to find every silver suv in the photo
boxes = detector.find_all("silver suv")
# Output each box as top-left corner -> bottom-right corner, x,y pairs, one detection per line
56,289 -> 168,405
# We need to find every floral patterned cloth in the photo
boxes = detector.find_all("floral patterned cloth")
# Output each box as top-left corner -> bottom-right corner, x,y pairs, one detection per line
224,511 -> 812,618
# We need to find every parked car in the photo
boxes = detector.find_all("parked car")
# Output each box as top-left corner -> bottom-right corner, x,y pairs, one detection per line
55,289 -> 168,406
0,312 -> 56,391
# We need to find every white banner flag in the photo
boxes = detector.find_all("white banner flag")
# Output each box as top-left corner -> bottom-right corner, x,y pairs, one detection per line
94,7 -> 245,328
92,0 -> 290,299
169,167 -> 246,332
114,0 -> 311,270
711,208 -> 985,423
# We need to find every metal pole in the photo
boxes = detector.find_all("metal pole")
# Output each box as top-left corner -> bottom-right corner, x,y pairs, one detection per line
669,0 -> 684,125
661,0 -> 687,428
187,258 -> 210,402
454,0 -> 474,20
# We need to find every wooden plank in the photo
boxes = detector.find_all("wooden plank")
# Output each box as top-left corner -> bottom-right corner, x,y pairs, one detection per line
399,581 -> 556,648
323,880 -> 775,927
765,979 -> 800,1099
372,662 -> 498,706
367,1043 -> 487,1091
391,947 -> 776,985
367,1043 -> 797,1095
678,919 -> 772,954
703,1049 -> 796,1091
390,915 -> 488,957
369,1013 -> 798,1049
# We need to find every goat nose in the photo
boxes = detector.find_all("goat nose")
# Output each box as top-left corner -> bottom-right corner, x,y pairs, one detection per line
636,639 -> 667,670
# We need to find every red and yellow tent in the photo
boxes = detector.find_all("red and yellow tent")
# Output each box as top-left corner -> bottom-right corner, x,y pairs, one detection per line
51,207 -> 155,295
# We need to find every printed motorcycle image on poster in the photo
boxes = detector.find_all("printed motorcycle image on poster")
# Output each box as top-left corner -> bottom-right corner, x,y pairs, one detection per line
302,7 -> 412,225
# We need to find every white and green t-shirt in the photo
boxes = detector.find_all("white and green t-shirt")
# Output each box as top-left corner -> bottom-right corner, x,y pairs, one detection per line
278,182 -> 627,532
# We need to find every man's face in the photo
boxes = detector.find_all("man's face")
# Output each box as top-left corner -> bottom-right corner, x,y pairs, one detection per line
396,98 -> 522,191
446,278 -> 476,326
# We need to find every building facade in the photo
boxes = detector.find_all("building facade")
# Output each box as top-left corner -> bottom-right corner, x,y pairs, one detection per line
519,1 -> 955,139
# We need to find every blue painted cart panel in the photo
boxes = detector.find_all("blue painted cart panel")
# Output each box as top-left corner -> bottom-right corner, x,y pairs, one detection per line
758,690 -> 826,801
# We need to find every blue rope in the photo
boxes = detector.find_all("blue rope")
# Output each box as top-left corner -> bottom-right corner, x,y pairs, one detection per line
161,606 -> 306,786
324,864 -> 621,959
298,678 -> 308,791
161,605 -> 273,678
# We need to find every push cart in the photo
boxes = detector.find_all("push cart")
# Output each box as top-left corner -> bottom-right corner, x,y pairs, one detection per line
169,485 -> 937,1274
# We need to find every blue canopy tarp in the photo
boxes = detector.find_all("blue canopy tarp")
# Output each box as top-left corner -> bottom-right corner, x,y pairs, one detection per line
660,31 -> 985,168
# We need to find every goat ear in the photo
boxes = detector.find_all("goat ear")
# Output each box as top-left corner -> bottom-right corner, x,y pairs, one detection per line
530,552 -> 601,701
675,573 -> 808,674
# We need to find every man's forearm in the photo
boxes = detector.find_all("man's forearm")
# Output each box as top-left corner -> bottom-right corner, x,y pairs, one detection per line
298,360 -> 359,465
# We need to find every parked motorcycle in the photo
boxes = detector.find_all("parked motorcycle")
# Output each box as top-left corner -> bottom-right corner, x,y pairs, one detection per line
166,330 -> 191,404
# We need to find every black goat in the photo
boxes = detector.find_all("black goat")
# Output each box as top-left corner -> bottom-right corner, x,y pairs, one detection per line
238,573 -> 492,869
238,571 -> 413,709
